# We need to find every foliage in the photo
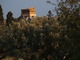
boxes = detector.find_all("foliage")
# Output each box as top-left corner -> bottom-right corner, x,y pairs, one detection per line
0,16 -> 73,60
54,0 -> 80,60
56,0 -> 80,60
0,17 -> 59,60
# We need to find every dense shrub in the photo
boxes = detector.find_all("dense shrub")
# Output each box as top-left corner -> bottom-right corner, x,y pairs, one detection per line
0,16 -> 76,60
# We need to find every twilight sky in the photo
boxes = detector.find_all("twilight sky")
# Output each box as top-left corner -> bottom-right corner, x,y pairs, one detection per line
0,0 -> 56,18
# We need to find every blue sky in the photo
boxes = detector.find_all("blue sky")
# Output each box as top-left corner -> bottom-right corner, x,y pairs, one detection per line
0,0 -> 56,18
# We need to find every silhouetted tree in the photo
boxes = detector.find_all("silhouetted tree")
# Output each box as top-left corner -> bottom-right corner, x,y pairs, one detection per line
0,5 -> 4,23
47,10 -> 53,20
6,11 -> 14,26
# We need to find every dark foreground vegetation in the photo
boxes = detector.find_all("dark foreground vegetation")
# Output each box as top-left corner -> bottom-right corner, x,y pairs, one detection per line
0,0 -> 80,60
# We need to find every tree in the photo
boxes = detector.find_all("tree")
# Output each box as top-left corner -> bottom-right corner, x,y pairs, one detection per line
47,10 -> 53,20
56,0 -> 80,60
47,0 -> 80,60
0,5 -> 4,23
6,11 -> 14,26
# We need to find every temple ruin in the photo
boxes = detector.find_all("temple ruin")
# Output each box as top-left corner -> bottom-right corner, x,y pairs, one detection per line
21,7 -> 36,18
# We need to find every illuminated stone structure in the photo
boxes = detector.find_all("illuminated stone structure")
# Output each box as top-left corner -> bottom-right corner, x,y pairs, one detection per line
21,7 -> 36,18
